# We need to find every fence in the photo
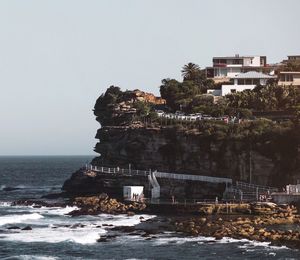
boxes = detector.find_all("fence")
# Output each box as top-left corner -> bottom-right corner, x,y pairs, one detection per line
89,165 -> 232,184
236,181 -> 278,192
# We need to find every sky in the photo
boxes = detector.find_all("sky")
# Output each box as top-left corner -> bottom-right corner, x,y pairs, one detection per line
0,0 -> 299,155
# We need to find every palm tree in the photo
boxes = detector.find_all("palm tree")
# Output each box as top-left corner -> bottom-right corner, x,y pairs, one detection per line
181,63 -> 201,81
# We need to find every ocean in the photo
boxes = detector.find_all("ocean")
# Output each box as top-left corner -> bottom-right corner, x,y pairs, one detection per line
0,156 -> 299,260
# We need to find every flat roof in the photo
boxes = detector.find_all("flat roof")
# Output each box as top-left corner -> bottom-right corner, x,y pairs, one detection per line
213,55 -> 265,59
205,65 -> 275,69
279,71 -> 300,74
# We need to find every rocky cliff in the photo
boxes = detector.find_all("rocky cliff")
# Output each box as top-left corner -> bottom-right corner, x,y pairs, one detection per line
89,87 -> 300,188
63,87 -> 300,197
91,123 -> 300,187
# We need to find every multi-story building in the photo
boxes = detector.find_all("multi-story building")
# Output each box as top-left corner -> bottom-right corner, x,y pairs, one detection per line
278,71 -> 300,87
206,54 -> 272,80
282,55 -> 300,63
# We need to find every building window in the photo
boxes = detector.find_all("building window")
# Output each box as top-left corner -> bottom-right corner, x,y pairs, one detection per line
245,79 -> 252,85
238,79 -> 244,85
253,79 -> 260,85
281,74 -> 294,81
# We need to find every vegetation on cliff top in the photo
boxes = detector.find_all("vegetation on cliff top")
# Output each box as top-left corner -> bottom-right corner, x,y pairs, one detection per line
92,62 -> 300,186
94,62 -> 300,142
94,86 -> 164,126
160,63 -> 300,117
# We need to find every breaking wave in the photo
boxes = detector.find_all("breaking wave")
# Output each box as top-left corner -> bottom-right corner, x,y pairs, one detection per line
0,201 -> 12,207
0,213 -> 43,226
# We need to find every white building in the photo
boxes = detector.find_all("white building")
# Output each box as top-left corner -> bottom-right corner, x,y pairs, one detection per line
208,71 -> 276,96
222,71 -> 275,96
123,186 -> 144,201
206,54 -> 272,79
286,184 -> 300,194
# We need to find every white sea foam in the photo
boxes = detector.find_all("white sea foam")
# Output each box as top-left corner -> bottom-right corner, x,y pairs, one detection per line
153,235 -> 216,245
0,212 -> 156,245
1,225 -> 106,244
239,240 -> 289,250
37,206 -> 79,216
97,213 -> 156,227
0,201 -> 12,207
214,236 -> 289,251
0,213 -> 43,226
153,235 -> 291,251
217,237 -> 250,244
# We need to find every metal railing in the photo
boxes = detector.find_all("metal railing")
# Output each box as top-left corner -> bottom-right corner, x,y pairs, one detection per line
224,182 -> 277,202
144,198 -> 221,205
236,181 -> 278,192
89,165 -> 232,184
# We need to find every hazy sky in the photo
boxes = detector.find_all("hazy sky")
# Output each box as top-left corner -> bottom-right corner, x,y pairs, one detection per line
0,0 -> 299,155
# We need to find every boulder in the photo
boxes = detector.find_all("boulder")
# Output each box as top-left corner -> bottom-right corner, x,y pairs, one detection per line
7,226 -> 20,230
22,226 -> 32,231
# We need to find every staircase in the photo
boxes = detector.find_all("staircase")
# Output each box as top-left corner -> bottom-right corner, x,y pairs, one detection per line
148,171 -> 160,199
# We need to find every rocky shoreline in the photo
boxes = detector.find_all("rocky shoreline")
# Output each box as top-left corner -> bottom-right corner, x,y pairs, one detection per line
69,193 -> 147,216
66,195 -> 300,249
11,193 -> 300,249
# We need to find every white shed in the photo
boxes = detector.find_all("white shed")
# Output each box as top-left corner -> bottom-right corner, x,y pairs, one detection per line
123,186 -> 144,201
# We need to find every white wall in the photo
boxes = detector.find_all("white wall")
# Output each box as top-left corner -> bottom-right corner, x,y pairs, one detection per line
251,56 -> 261,66
221,84 -> 256,96
242,56 -> 261,67
123,186 -> 144,200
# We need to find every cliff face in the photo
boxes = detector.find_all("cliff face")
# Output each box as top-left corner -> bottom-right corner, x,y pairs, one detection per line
89,87 -> 300,189
62,88 -> 300,198
92,125 -> 300,188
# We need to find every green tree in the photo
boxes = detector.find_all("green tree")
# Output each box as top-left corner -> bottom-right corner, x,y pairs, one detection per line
133,101 -> 151,117
181,62 -> 201,81
160,79 -> 201,112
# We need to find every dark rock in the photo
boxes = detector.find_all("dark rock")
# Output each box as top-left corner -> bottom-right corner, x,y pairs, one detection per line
96,235 -> 117,242
3,187 -> 21,192
97,237 -> 108,242
22,226 -> 32,231
110,226 -> 135,233
7,226 -> 20,230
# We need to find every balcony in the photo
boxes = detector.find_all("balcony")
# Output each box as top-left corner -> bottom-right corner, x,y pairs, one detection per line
213,62 -> 227,67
